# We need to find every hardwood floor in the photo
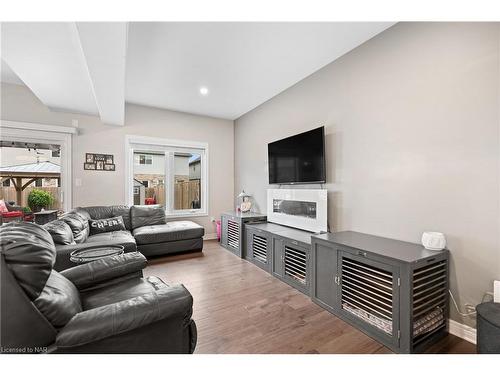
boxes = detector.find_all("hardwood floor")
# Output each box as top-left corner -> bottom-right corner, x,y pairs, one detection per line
144,240 -> 476,354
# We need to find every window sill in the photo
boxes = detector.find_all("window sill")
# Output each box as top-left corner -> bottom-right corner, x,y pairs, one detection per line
164,211 -> 208,219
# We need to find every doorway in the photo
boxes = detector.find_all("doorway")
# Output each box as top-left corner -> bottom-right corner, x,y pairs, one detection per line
0,141 -> 62,211
0,121 -> 73,212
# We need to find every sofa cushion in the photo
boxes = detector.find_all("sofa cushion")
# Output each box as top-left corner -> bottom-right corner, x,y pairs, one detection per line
77,206 -> 132,231
130,205 -> 166,230
60,212 -> 89,244
44,220 -> 75,245
34,270 -> 82,327
0,199 -> 9,213
85,230 -> 136,247
89,216 -> 126,236
133,221 -> 204,245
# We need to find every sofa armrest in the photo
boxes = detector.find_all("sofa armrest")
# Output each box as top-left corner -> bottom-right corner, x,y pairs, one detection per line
60,252 -> 147,290
6,202 -> 23,212
56,284 -> 193,349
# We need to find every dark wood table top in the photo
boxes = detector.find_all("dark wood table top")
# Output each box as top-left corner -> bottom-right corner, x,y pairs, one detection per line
33,210 -> 58,215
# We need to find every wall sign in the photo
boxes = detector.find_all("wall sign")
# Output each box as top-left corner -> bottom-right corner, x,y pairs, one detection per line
84,153 -> 115,171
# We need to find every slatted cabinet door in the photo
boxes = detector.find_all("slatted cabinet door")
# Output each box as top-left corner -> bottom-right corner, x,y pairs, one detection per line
271,237 -> 285,279
246,227 -> 271,272
282,239 -> 311,295
337,250 -> 400,351
222,216 -> 241,256
311,242 -> 338,313
220,215 -> 229,248
410,259 -> 448,350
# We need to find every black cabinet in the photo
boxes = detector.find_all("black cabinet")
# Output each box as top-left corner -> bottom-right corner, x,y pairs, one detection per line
245,223 -> 312,296
220,212 -> 266,257
311,231 -> 449,353
241,226 -> 450,353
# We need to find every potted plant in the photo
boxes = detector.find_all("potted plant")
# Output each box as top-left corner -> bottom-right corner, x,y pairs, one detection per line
21,206 -> 34,221
27,189 -> 55,212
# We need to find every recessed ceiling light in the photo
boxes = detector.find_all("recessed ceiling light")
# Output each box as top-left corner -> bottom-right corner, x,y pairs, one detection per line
199,86 -> 209,96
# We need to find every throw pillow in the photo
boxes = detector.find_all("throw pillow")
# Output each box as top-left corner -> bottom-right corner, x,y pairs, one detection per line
43,220 -> 75,245
89,215 -> 126,236
60,212 -> 89,244
130,205 -> 166,229
0,199 -> 9,213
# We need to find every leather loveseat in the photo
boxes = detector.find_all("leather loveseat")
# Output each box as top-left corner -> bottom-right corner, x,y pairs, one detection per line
0,222 -> 197,354
45,205 -> 204,271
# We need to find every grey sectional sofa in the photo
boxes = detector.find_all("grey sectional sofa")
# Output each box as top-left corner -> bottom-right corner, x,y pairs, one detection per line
47,205 -> 204,271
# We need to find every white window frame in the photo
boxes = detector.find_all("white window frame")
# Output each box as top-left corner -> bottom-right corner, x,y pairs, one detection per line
125,135 -> 209,218
0,120 -> 74,212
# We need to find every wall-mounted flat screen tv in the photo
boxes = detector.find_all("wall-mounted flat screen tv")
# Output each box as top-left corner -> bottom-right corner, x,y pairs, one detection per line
268,126 -> 326,184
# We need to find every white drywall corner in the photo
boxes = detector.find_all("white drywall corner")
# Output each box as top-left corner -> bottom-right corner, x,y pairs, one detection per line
494,280 -> 500,303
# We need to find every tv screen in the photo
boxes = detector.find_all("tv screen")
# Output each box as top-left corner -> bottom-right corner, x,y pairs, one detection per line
268,126 -> 326,184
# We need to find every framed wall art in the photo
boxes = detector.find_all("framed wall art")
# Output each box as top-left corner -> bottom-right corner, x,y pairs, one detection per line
84,153 -> 115,171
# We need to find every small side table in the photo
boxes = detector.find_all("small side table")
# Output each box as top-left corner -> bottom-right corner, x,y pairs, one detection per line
34,210 -> 58,225
70,245 -> 125,264
476,302 -> 500,353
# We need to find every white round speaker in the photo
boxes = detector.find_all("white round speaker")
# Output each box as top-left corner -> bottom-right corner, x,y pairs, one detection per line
421,232 -> 446,251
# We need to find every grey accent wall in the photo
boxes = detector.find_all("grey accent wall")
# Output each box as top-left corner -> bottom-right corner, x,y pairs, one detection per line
1,83 -> 235,236
235,22 -> 500,327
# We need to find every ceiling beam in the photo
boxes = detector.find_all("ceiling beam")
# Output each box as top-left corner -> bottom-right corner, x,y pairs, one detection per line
76,22 -> 128,126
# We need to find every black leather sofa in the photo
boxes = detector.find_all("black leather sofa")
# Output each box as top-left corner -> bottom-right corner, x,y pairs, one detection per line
0,222 -> 197,353
46,205 -> 204,271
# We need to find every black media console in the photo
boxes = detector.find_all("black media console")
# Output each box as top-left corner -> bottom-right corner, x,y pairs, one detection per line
220,212 -> 450,353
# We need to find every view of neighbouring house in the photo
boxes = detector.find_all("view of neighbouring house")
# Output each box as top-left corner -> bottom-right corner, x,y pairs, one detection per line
133,151 -> 201,209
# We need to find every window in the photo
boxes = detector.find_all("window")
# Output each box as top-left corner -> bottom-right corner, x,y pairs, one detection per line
138,154 -> 153,165
126,136 -> 208,217
174,152 -> 202,210
2,179 -> 10,187
35,179 -> 42,187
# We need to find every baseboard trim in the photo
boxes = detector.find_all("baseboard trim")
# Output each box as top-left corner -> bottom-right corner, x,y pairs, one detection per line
203,233 -> 218,240
448,319 -> 476,345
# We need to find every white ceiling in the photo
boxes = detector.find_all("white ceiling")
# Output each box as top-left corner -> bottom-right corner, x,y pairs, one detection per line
1,22 -> 394,123
1,22 -> 127,125
2,23 -> 99,116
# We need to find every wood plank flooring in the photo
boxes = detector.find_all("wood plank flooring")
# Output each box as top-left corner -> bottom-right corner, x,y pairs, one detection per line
144,240 -> 476,354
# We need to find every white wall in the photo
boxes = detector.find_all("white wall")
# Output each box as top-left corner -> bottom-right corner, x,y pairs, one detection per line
235,22 -> 500,327
1,83 -> 235,235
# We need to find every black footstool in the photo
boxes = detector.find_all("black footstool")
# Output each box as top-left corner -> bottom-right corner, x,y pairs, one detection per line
476,302 -> 500,353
